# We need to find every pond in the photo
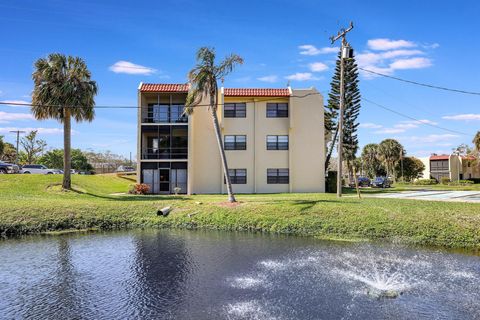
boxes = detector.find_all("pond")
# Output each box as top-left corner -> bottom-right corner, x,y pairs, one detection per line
0,229 -> 479,319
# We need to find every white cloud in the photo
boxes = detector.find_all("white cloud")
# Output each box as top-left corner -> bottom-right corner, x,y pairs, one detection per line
257,75 -> 278,83
367,38 -> 416,51
234,76 -> 252,83
406,134 -> 459,144
285,72 -> 318,81
299,45 -> 338,56
308,62 -> 328,72
374,128 -> 406,134
442,114 -> 480,121
389,57 -> 432,70
359,122 -> 383,129
0,99 -> 31,107
0,111 -> 34,123
109,61 -> 156,75
372,119 -> 437,134
0,127 -> 65,135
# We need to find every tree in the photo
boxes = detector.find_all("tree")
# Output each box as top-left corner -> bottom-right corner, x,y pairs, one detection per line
325,46 -> 361,176
473,131 -> 480,151
0,142 -> 17,163
39,148 -> 93,171
32,53 -> 97,189
395,156 -> 425,182
378,139 -> 405,182
20,130 -> 47,164
361,143 -> 384,178
0,136 -> 4,157
185,47 -> 243,202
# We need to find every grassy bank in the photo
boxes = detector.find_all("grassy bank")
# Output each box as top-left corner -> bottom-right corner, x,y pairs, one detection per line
0,175 -> 479,249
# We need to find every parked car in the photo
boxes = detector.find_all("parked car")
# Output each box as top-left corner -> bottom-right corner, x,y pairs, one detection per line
372,176 -> 392,188
116,165 -> 135,172
20,164 -> 57,174
52,169 -> 64,174
71,169 -> 78,174
0,161 -> 20,174
349,176 -> 371,188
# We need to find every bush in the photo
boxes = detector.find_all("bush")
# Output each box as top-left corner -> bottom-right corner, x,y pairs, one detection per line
129,183 -> 150,195
467,178 -> 480,184
449,180 -> 475,186
440,177 -> 451,185
414,179 -> 437,185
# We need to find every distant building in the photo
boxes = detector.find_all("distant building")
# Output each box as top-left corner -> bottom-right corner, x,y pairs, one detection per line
420,154 -> 480,181
136,83 -> 325,194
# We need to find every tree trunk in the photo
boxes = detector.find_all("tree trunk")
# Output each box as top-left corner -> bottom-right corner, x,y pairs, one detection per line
325,124 -> 339,170
209,101 -> 236,203
62,108 -> 72,190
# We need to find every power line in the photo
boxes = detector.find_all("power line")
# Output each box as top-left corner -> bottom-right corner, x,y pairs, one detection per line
362,97 -> 473,136
359,67 -> 480,96
0,92 -> 321,109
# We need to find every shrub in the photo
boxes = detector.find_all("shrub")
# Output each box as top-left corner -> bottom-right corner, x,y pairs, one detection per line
440,177 -> 451,185
449,180 -> 475,186
467,178 -> 480,184
129,183 -> 150,195
414,179 -> 437,185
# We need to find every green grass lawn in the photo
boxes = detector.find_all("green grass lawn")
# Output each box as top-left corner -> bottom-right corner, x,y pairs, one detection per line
1,174 -> 480,249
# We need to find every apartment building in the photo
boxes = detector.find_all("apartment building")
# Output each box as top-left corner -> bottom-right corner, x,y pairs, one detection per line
137,83 -> 325,194
420,154 -> 480,181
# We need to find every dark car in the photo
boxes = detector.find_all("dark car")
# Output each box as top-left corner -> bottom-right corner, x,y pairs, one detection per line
349,176 -> 371,188
372,177 -> 392,188
0,161 -> 20,174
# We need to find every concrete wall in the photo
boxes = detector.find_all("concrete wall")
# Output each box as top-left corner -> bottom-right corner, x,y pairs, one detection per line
418,157 -> 430,179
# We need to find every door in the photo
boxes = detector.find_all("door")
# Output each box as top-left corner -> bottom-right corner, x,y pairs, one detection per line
170,169 -> 187,194
159,169 -> 170,193
142,169 -> 160,194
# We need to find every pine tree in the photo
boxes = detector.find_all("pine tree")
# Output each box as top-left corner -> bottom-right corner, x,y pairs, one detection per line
325,45 -> 361,178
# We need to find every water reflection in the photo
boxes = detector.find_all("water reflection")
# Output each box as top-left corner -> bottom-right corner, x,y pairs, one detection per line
0,230 -> 479,320
126,231 -> 193,319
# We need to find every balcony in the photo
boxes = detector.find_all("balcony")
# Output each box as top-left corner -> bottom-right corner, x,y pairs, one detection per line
141,125 -> 188,160
142,147 -> 188,160
142,104 -> 188,124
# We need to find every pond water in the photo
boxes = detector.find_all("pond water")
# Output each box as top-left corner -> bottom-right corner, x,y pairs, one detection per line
0,230 -> 479,319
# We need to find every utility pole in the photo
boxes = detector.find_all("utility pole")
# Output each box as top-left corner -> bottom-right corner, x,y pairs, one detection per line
330,21 -> 354,197
9,130 -> 25,165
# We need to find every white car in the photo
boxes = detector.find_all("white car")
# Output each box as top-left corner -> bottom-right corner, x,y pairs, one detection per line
20,164 -> 57,174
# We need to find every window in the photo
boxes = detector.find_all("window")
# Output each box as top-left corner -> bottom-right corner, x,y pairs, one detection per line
266,103 -> 288,118
225,169 -> 247,184
267,135 -> 288,150
224,103 -> 246,118
430,160 -> 448,171
224,135 -> 246,150
267,169 -> 289,184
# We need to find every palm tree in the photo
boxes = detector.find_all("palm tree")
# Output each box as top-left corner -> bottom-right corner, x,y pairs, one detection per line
377,139 -> 404,182
185,47 -> 243,202
361,143 -> 381,178
32,53 -> 97,189
473,131 -> 480,151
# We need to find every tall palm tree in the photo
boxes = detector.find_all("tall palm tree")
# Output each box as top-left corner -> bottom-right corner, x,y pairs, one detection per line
185,47 -> 243,202
32,53 -> 97,189
378,139 -> 404,182
473,131 -> 480,151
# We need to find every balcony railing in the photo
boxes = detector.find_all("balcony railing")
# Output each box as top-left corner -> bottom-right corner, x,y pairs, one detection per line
142,105 -> 188,124
142,147 -> 188,160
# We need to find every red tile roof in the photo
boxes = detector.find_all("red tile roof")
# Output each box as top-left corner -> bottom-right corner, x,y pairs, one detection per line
224,88 -> 290,97
430,155 -> 450,160
140,83 -> 189,92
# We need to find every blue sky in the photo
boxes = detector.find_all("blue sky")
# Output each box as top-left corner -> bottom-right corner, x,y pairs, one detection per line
1,0 -> 479,159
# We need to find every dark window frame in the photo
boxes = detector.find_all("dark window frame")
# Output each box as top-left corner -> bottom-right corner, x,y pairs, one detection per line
267,168 -> 289,184
225,168 -> 247,184
224,135 -> 247,150
266,103 -> 289,118
224,103 -> 247,118
266,135 -> 289,150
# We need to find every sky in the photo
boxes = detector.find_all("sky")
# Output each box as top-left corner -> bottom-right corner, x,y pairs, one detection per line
0,0 -> 479,160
